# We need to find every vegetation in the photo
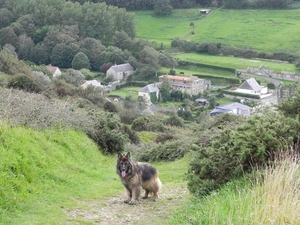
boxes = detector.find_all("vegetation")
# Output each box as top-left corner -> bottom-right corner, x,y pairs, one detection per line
172,155 -> 300,225
1,1 -> 300,224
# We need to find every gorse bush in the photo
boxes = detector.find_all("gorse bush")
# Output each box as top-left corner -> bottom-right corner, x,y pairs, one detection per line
7,74 -> 43,93
187,111 -> 300,196
131,116 -> 165,132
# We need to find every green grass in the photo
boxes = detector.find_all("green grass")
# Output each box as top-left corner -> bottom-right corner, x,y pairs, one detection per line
0,123 -> 188,224
135,9 -> 204,47
108,86 -> 141,99
187,9 -> 300,55
174,52 -> 298,73
135,9 -> 300,55
0,124 -> 121,224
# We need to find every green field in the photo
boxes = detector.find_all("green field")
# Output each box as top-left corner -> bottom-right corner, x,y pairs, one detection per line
174,52 -> 298,73
135,9 -> 300,55
135,9 -> 203,47
187,9 -> 300,54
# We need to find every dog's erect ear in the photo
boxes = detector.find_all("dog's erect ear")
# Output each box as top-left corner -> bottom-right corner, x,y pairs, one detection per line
126,152 -> 131,160
117,152 -> 122,161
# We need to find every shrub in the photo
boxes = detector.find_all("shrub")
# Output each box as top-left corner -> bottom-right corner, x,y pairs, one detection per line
137,139 -> 197,162
131,116 -> 165,132
164,113 -> 184,127
155,132 -> 177,143
7,74 -> 42,93
118,108 -> 140,124
122,125 -> 140,145
187,112 -> 300,196
87,112 -> 128,154
103,101 -> 118,113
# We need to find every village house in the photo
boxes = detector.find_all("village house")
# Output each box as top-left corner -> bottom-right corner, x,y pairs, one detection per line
210,102 -> 251,117
81,80 -> 102,89
46,64 -> 62,78
106,63 -> 134,81
235,78 -> 268,95
138,83 -> 162,106
158,75 -> 211,96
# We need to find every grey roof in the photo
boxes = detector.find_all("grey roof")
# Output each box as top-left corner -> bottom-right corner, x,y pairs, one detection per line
110,63 -> 133,72
195,98 -> 208,103
238,78 -> 262,92
139,83 -> 162,93
210,102 -> 250,116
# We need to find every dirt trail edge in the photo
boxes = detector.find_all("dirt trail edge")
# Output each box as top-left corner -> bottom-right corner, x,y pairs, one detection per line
65,185 -> 189,225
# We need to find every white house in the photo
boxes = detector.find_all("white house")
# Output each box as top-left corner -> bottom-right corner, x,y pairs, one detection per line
235,78 -> 268,95
210,102 -> 251,117
106,63 -> 134,81
138,83 -> 162,106
81,80 -> 102,89
46,64 -> 62,78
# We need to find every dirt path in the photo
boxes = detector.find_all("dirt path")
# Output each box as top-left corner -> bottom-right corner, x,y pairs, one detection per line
65,185 -> 189,225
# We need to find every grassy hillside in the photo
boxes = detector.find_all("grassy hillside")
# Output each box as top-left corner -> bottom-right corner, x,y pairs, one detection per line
174,53 -> 298,73
135,9 -> 202,47
187,9 -> 300,55
0,124 -> 188,224
0,124 -> 121,224
135,9 -> 300,54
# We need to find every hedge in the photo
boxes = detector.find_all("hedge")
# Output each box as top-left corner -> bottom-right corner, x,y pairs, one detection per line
221,90 -> 260,99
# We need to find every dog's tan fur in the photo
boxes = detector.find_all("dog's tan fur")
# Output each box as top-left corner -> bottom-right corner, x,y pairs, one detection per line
116,152 -> 162,205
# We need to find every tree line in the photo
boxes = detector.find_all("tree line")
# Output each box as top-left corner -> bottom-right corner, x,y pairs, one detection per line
0,0 -> 177,75
69,0 -> 298,9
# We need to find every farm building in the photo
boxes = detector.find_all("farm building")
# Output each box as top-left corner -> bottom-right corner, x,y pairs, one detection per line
106,63 -> 134,81
159,75 -> 211,96
210,102 -> 251,117
199,9 -> 211,14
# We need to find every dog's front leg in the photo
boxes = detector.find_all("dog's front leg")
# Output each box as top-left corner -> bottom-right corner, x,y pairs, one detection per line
124,189 -> 132,203
128,186 -> 142,205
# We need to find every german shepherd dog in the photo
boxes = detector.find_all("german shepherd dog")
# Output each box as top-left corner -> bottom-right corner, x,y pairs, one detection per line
116,152 -> 162,205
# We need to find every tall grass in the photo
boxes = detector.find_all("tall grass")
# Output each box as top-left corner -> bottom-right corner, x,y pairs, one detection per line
171,154 -> 300,225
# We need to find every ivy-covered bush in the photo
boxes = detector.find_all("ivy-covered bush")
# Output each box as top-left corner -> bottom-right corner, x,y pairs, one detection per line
187,112 -> 300,196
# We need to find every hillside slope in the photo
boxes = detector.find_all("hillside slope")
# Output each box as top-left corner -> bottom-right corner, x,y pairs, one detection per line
0,124 -> 189,224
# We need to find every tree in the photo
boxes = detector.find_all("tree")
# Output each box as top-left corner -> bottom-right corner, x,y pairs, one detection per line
30,43 -> 51,65
113,30 -> 133,50
154,0 -> 173,16
158,52 -> 178,69
159,76 -> 171,102
17,34 -> 34,60
72,52 -> 90,70
0,27 -> 18,47
79,37 -> 105,70
139,46 -> 160,77
51,43 -> 79,68
0,8 -> 13,29
33,26 -> 49,44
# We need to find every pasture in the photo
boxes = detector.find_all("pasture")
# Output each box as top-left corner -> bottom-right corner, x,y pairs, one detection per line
135,9 -> 300,55
174,53 -> 298,73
